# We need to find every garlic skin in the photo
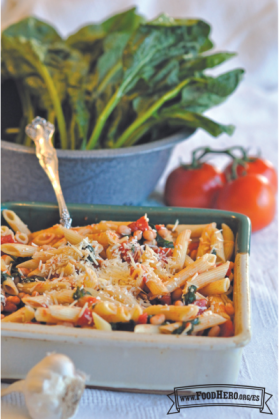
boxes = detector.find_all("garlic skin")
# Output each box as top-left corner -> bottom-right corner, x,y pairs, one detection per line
1,354 -> 86,419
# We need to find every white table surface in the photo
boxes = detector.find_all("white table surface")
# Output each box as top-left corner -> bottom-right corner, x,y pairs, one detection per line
1,83 -> 278,418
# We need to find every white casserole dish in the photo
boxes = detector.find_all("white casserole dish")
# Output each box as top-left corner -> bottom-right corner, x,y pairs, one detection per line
1,203 -> 251,392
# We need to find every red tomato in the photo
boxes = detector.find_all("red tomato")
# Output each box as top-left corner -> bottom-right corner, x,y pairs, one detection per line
164,163 -> 225,208
153,247 -> 173,263
137,313 -> 148,324
225,157 -> 277,194
119,242 -> 141,263
155,224 -> 165,231
219,320 -> 234,337
77,296 -> 98,307
77,307 -> 93,326
1,235 -> 14,244
193,299 -> 207,315
128,216 -> 150,232
216,174 -> 276,232
158,294 -> 172,305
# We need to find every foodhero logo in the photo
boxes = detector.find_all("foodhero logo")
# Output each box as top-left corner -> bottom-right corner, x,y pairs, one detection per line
167,385 -> 272,415
194,390 -> 260,402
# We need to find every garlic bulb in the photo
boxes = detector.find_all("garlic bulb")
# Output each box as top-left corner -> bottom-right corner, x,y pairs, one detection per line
1,353 -> 86,419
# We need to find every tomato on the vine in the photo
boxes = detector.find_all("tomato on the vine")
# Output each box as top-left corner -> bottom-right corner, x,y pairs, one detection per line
216,174 -> 276,232
164,163 -> 225,208
224,157 -> 277,194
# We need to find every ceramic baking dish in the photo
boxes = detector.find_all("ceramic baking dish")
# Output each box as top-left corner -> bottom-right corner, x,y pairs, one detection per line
1,202 -> 251,392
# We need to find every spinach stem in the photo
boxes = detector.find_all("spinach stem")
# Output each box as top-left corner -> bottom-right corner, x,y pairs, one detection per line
16,81 -> 34,146
47,109 -> 55,126
124,120 -> 159,147
38,64 -> 68,149
96,61 -> 122,97
86,85 -> 125,150
70,115 -> 76,150
114,78 -> 191,148
86,41 -> 163,150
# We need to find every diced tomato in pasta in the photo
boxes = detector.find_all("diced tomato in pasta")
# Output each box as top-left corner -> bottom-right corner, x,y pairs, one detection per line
158,294 -> 172,305
77,296 -> 98,308
219,320 -> 234,337
193,298 -> 207,315
128,216 -> 150,232
137,313 -> 148,324
153,247 -> 173,262
1,235 -> 14,245
77,308 -> 93,326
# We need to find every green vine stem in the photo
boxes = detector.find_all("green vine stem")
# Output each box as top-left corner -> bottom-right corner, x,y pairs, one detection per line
182,146 -> 257,181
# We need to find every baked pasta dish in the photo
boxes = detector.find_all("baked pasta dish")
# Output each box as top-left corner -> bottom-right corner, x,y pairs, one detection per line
1,210 -> 235,337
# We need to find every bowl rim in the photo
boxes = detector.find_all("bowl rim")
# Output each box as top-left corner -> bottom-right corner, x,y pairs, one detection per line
1,129 -> 194,159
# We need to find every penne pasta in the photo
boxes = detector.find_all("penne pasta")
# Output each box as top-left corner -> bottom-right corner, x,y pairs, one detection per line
48,305 -> 81,322
35,307 -> 59,323
1,255 -> 14,266
192,311 -> 227,333
87,231 -> 119,249
159,322 -> 183,334
57,226 -> 84,245
14,232 -> 29,244
145,273 -> 169,296
0,210 -> 237,338
208,296 -> 231,320
184,254 -> 194,267
167,224 -> 209,238
90,221 -> 131,233
93,312 -> 112,331
144,304 -> 199,322
28,225 -> 61,241
1,257 -> 9,272
1,243 -> 37,257
211,228 -> 226,262
1,225 -> 14,238
93,301 -> 141,323
32,232 -> 56,246
22,294 -> 52,308
196,223 -> 217,258
172,229 -> 191,271
164,253 -> 216,293
185,261 -> 230,291
2,306 -> 35,323
2,277 -> 19,295
2,210 -> 31,235
199,277 -> 230,296
18,280 -> 70,295
222,223 -> 235,261
16,259 -> 39,270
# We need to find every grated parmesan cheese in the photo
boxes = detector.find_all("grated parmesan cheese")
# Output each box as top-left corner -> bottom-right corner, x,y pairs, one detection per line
172,219 -> 179,232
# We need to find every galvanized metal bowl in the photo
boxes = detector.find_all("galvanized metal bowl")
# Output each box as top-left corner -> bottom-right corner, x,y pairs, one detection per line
1,129 -> 194,205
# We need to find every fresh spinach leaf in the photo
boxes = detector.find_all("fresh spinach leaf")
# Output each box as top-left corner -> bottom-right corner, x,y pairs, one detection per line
183,285 -> 198,305
1,272 -> 12,284
172,317 -> 200,335
21,275 -> 46,283
73,286 -> 91,300
156,235 -> 175,249
2,11 -> 244,150
110,320 -> 135,331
